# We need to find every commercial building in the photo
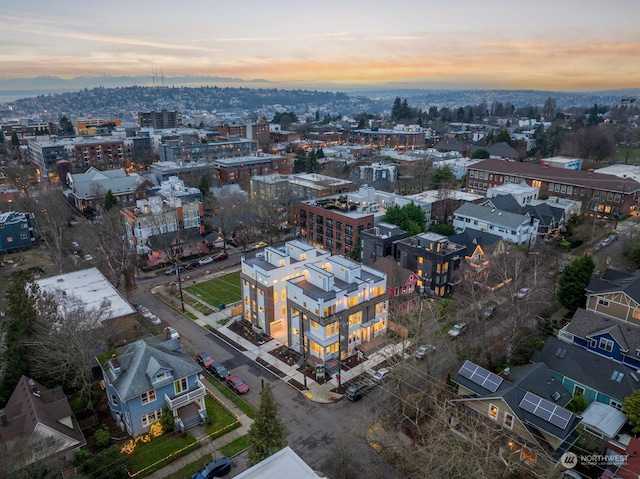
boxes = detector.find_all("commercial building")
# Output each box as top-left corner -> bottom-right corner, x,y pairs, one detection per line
287,255 -> 389,364
347,125 -> 426,149
240,241 -> 330,339
138,110 -> 182,129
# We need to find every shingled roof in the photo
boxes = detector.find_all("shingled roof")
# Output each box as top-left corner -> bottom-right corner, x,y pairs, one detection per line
586,269 -> 640,303
454,202 -> 532,230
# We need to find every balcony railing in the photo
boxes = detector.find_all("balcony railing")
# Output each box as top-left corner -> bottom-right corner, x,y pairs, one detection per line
164,379 -> 206,410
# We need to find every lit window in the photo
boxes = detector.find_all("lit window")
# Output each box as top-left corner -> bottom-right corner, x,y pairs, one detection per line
141,390 -> 156,405
489,404 -> 498,420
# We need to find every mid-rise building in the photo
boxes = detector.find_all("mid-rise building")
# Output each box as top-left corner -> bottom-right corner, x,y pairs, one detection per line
347,125 -> 426,149
240,241 -> 330,339
287,255 -> 389,364
138,110 -> 182,129
214,153 -> 289,186
358,162 -> 398,184
158,136 -> 257,163
250,173 -> 355,201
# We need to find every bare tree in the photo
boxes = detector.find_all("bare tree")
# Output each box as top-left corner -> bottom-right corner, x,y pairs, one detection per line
92,208 -> 137,290
205,189 -> 246,251
33,187 -> 74,273
252,196 -> 283,245
24,290 -> 112,402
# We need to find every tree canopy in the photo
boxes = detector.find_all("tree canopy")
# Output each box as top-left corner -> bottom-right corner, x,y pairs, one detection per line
381,202 -> 426,237
430,166 -> 455,190
624,389 -> 640,433
103,190 -> 118,211
557,254 -> 595,313
247,383 -> 287,466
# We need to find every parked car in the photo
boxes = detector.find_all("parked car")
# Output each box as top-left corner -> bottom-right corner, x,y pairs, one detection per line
345,382 -> 368,401
83,253 -> 94,261
516,287 -> 531,299
212,251 -> 228,262
165,265 -> 182,275
227,375 -> 249,394
415,344 -> 436,359
163,327 -> 180,340
198,256 -> 214,266
147,313 -> 161,325
184,260 -> 200,269
254,241 -> 268,249
196,352 -> 214,368
483,304 -> 497,318
372,367 -> 391,383
448,322 -> 468,338
208,362 -> 230,380
191,456 -> 231,479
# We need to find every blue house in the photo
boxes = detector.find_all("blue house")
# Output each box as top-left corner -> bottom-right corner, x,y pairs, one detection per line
559,308 -> 640,370
98,334 -> 206,438
532,337 -> 637,411
0,211 -> 37,253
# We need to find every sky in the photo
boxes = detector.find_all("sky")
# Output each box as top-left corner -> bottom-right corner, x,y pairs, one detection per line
1,0 -> 639,92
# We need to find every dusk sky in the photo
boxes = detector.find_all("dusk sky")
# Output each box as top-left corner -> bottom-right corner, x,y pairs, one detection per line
2,0 -> 639,91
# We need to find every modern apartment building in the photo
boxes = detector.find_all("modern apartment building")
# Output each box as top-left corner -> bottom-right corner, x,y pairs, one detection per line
287,255 -> 389,364
250,173 -> 355,201
214,153 -> 289,186
395,232 -> 465,297
158,136 -> 257,163
72,137 -> 128,172
138,110 -> 183,129
240,241 -> 330,339
347,126 -> 426,149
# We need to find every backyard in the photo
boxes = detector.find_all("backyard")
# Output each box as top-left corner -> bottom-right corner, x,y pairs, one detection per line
185,271 -> 242,308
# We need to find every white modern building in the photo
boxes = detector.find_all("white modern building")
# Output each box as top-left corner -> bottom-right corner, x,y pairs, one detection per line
486,182 -> 539,207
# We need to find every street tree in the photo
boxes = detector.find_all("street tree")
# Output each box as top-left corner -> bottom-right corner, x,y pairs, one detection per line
557,254 -> 595,313
92,208 -> 137,290
247,382 -> 287,466
24,290 -> 112,402
34,187 -> 74,273
624,389 -> 640,433
205,189 -> 246,251
252,196 -> 282,245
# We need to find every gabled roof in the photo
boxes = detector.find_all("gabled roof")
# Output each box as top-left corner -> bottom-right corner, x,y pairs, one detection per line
580,401 -> 626,438
586,268 -> 640,303
69,167 -> 151,199
454,202 -> 532,230
532,336 -> 639,403
449,228 -> 502,255
433,137 -> 469,153
483,194 -> 522,213
369,256 -> 415,289
522,203 -> 564,228
452,360 -> 579,444
109,336 -> 201,401
563,308 -> 640,353
487,142 -> 521,159
0,376 -> 85,448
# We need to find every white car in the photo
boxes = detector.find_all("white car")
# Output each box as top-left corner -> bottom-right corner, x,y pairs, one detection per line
448,322 -> 468,338
372,367 -> 391,383
147,313 -> 161,325
415,344 -> 436,359
516,287 -> 531,299
83,253 -> 93,261
164,327 -> 180,339
198,256 -> 214,266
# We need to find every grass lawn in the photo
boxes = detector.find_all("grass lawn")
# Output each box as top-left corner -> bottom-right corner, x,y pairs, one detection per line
202,394 -> 241,436
126,432 -> 199,477
186,271 -> 242,307
205,378 -> 255,419
220,435 -> 249,457
616,146 -> 640,164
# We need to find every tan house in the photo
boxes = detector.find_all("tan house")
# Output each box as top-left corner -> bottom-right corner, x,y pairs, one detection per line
585,268 -> 640,325
451,361 -> 581,466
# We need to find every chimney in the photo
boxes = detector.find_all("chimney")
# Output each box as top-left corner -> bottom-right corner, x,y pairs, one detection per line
111,354 -> 119,369
501,367 -> 511,380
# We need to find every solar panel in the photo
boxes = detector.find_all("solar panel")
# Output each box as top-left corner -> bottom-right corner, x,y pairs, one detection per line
519,391 -> 572,430
458,360 -> 503,393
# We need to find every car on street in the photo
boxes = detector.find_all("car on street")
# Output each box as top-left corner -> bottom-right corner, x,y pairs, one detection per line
184,260 -> 200,269
146,313 -> 161,325
516,287 -> 531,299
163,327 -> 180,340
254,241 -> 268,249
415,344 -> 436,359
483,304 -> 497,318
448,322 -> 468,338
165,265 -> 182,275
212,251 -> 228,262
83,253 -> 94,261
227,375 -> 249,394
372,367 -> 391,383
198,256 -> 214,266
208,362 -> 230,380
345,382 -> 369,401
196,352 -> 214,368
191,456 -> 231,479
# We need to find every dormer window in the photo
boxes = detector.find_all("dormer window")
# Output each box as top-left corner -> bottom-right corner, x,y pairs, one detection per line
599,338 -> 614,353
155,372 -> 167,382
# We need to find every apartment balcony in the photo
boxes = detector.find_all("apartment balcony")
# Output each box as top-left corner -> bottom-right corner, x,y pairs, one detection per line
164,379 -> 206,410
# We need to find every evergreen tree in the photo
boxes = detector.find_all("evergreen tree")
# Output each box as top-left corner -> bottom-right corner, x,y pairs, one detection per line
247,383 -> 287,466
59,115 -> 74,136
430,166 -> 455,189
103,190 -> 118,211
198,175 -> 210,198
11,131 -> 19,147
557,255 -> 595,313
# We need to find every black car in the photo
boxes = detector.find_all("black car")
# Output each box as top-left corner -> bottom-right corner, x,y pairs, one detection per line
208,362 -> 230,381
191,457 -> 231,479
345,382 -> 368,401
184,260 -> 200,269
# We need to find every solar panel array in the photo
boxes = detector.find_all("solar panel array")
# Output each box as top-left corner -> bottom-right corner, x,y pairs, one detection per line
458,360 -> 503,393
519,391 -> 573,429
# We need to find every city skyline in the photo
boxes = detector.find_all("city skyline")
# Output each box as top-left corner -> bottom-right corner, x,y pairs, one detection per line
1,0 -> 639,92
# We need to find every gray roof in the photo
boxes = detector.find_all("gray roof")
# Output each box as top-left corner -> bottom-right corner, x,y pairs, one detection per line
452,361 -> 580,445
563,308 -> 640,354
449,228 -> 502,254
484,195 -> 522,213
110,336 -> 201,401
532,336 -> 638,403
69,167 -> 151,199
454,202 -> 532,229
586,268 -> 640,303
523,202 -> 564,228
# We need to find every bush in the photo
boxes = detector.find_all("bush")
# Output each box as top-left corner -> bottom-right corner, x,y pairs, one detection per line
93,427 -> 111,448
560,241 -> 572,250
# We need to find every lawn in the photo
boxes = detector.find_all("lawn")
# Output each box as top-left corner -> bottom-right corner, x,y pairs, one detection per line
126,431 -> 199,477
616,146 -> 640,164
205,377 -> 255,419
186,271 -> 242,307
202,394 -> 242,436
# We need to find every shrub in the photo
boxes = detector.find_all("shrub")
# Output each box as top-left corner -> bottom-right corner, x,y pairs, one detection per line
93,427 -> 111,448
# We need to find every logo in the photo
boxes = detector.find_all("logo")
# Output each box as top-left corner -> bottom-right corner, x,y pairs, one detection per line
561,452 -> 578,469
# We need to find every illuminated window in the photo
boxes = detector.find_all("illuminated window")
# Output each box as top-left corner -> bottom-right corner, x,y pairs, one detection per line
141,409 -> 162,427
141,390 -> 156,404
418,257 -> 424,264
175,378 -> 188,394
311,320 -> 319,330
349,311 -> 362,327
348,296 -> 359,308
375,301 -> 387,315
489,404 -> 498,420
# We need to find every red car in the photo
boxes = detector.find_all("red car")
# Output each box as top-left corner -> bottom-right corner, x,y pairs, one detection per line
212,252 -> 228,262
196,352 -> 214,368
227,375 -> 249,394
